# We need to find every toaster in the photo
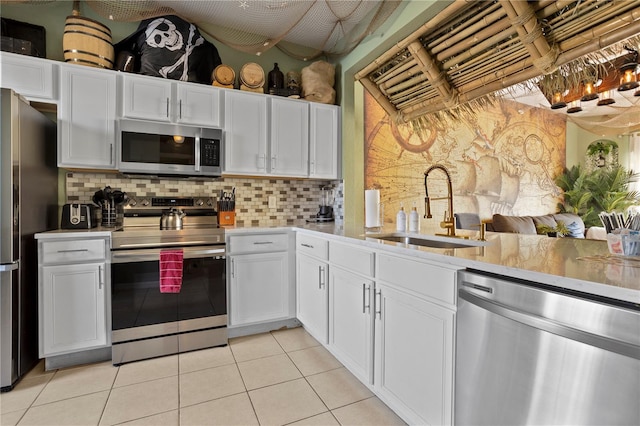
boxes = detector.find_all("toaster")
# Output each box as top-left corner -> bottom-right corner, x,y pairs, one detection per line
61,204 -> 98,229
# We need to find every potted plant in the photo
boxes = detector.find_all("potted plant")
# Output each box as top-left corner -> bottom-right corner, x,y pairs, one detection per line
555,164 -> 640,227
536,221 -> 569,237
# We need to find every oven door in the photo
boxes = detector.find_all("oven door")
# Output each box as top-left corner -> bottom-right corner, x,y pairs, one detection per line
110,245 -> 226,340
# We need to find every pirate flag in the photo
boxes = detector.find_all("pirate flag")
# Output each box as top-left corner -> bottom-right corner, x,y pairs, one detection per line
114,15 -> 222,85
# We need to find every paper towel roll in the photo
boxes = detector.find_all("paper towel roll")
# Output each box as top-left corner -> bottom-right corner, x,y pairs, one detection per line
365,190 -> 381,228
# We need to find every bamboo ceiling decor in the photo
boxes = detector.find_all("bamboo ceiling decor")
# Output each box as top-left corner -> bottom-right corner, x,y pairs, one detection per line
356,0 -> 640,128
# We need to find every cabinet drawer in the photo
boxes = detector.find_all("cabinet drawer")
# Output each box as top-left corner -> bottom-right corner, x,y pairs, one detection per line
41,239 -> 106,264
297,233 -> 328,260
329,241 -> 374,277
377,253 -> 459,306
229,233 -> 289,253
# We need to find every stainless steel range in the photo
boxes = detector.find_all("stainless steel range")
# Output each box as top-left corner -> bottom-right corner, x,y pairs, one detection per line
110,196 -> 227,365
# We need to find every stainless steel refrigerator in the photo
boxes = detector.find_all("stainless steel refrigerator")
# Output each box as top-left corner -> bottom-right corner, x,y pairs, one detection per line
1,88 -> 58,391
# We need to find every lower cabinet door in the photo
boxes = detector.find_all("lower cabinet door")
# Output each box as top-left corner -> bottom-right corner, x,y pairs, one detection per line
41,263 -> 107,356
374,283 -> 455,426
328,266 -> 374,384
229,252 -> 290,326
296,254 -> 328,344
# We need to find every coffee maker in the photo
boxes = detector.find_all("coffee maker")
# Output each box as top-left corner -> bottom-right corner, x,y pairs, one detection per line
311,186 -> 335,222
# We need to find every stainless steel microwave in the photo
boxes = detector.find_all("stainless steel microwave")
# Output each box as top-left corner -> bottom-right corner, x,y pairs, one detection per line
117,119 -> 223,178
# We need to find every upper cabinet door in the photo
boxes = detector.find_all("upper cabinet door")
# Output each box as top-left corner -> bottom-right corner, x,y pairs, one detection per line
310,103 -> 341,179
176,83 -> 222,127
58,64 -> 116,169
121,74 -> 173,122
224,90 -> 268,175
270,97 -> 309,177
0,52 -> 56,101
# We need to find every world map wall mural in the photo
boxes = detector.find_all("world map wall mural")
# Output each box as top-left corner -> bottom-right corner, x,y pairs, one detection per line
364,91 -> 567,230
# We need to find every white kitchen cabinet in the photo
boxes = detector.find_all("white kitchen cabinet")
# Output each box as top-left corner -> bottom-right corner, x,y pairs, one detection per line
120,73 -> 222,127
374,253 -> 459,426
224,90 -> 269,175
37,236 -> 110,357
309,103 -> 340,179
269,97 -> 309,176
0,51 -> 56,101
58,64 -> 116,169
224,91 -> 310,177
228,232 -> 294,326
329,266 -> 374,384
296,233 -> 329,344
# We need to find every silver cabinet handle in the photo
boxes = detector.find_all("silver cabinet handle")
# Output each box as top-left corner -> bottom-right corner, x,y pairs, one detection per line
271,156 -> 276,170
363,284 -> 371,313
98,265 -> 103,289
57,249 -> 89,253
110,144 -> 113,164
179,99 -> 182,119
318,265 -> 326,289
375,289 -> 382,319
257,154 -> 266,170
253,241 -> 273,245
0,260 -> 19,272
231,258 -> 235,278
301,243 -> 314,249
166,98 -> 170,117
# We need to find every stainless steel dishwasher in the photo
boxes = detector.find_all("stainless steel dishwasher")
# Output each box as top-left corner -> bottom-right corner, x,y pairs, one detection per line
455,270 -> 640,426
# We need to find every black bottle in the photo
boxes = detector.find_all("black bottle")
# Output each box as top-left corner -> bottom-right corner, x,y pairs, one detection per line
267,63 -> 284,94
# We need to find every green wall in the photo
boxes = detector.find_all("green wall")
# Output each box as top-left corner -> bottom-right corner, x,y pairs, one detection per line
565,122 -> 630,169
0,1 -> 310,78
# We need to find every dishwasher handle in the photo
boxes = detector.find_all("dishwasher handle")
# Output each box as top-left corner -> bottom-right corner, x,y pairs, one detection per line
459,289 -> 640,360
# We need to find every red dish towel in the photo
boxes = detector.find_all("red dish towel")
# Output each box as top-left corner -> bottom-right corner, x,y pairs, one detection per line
159,249 -> 183,293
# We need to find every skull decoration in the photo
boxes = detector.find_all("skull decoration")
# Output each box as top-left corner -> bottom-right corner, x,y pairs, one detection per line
145,18 -> 184,51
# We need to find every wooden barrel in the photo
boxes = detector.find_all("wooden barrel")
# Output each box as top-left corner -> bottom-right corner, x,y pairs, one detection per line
63,15 -> 114,69
239,63 -> 265,89
212,64 -> 235,87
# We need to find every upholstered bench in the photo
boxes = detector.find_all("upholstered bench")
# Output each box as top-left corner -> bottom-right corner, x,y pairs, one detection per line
485,213 -> 586,238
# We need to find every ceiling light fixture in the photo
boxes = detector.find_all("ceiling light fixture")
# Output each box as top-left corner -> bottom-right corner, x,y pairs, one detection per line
567,99 -> 582,113
597,90 -> 615,106
581,81 -> 599,101
550,91 -> 566,109
618,46 -> 639,92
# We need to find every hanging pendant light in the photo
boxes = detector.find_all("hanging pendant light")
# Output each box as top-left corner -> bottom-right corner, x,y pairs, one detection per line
618,63 -> 638,91
581,81 -> 598,101
550,91 -> 566,109
567,99 -> 582,113
597,89 -> 615,105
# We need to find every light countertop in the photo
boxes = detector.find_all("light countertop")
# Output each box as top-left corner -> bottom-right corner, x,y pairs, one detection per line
36,222 -> 640,304
227,223 -> 640,305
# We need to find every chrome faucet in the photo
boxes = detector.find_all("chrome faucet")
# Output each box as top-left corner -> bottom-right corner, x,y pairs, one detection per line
424,164 -> 456,237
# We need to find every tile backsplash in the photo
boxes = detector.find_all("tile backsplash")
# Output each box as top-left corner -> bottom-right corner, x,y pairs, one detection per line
65,172 -> 344,226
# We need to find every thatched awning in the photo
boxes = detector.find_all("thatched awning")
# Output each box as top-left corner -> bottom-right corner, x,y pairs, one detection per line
356,0 -> 640,126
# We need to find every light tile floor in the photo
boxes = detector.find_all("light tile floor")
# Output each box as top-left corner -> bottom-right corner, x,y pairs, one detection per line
0,327 -> 406,426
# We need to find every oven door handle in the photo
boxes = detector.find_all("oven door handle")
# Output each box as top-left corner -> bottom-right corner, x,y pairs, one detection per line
111,246 -> 226,263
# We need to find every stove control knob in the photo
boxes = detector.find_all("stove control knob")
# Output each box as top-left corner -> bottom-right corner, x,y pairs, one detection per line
206,199 -> 214,206
128,198 -> 137,207
141,199 -> 150,206
195,199 -> 204,206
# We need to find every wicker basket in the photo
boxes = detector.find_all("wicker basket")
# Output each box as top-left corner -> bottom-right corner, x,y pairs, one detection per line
63,13 -> 114,69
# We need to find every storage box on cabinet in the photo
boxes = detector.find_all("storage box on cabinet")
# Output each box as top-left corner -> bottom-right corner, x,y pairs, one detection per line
377,253 -> 458,306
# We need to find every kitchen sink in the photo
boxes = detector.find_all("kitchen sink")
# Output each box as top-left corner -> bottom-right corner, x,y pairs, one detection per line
366,233 -> 488,249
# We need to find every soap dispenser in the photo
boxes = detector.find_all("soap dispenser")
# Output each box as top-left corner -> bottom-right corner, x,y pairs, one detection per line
409,204 -> 420,232
396,203 -> 406,232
